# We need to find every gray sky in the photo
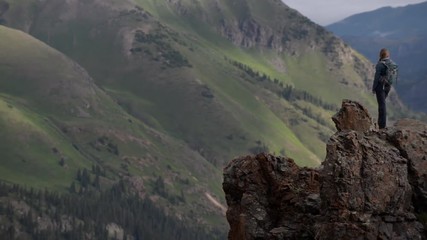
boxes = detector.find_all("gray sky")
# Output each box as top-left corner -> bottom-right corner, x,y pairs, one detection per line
282,0 -> 427,25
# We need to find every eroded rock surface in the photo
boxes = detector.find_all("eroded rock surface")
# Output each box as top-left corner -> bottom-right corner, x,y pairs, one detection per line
223,154 -> 320,239
332,99 -> 372,132
223,100 -> 427,240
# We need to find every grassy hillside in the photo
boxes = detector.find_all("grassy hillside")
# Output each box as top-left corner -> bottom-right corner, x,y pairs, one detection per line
0,25 -> 227,235
0,97 -> 88,190
5,0 -> 329,166
0,26 -> 97,189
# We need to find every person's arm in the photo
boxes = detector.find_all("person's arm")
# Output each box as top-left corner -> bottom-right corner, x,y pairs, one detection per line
372,62 -> 383,92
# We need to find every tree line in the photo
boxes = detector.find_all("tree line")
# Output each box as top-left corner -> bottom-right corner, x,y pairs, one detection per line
226,57 -> 338,112
0,181 -> 224,240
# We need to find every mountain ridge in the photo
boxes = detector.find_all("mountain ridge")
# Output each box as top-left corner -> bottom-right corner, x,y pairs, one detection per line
2,0 -> 343,165
328,2 -> 427,38
327,1 -> 427,112
0,25 -> 227,235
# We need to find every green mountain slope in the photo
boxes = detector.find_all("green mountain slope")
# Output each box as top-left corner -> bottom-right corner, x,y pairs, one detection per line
0,0 -> 416,237
0,25 -> 99,188
3,0 -> 329,165
0,25 -> 227,235
2,0 -> 399,164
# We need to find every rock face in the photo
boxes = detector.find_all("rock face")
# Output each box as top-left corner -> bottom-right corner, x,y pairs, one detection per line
332,99 -> 373,132
223,100 -> 427,239
223,154 -> 320,239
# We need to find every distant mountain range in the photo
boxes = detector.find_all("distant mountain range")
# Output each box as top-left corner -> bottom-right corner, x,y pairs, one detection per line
327,1 -> 427,112
0,0 -> 419,238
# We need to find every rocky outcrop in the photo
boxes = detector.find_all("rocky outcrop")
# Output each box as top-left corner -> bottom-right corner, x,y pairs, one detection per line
332,99 -> 373,132
319,126 -> 423,239
223,100 -> 427,239
223,154 -> 320,239
218,18 -> 282,50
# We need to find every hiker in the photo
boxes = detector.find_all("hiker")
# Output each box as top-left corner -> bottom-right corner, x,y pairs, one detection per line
372,48 -> 397,129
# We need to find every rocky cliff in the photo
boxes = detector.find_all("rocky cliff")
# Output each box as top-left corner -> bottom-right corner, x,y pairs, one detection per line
223,100 -> 427,239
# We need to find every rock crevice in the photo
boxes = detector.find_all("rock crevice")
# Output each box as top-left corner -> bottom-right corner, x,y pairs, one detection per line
223,100 -> 427,239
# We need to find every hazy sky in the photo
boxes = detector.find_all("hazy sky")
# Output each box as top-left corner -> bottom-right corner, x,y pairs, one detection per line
282,0 -> 427,25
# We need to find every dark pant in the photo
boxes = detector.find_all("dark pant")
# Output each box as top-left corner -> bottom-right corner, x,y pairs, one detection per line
376,86 -> 389,129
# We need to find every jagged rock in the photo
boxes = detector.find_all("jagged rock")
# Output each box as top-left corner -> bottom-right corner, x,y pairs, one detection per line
218,18 -> 276,49
318,128 -> 423,239
223,154 -> 320,239
223,100 -> 427,240
387,119 -> 427,212
332,99 -> 373,132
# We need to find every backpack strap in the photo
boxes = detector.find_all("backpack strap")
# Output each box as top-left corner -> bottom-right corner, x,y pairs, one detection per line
380,61 -> 388,79
380,60 -> 389,69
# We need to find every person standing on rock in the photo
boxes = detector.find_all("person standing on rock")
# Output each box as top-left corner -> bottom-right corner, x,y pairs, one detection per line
372,48 -> 394,129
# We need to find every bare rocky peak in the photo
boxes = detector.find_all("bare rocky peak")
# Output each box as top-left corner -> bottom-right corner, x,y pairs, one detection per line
216,5 -> 329,54
223,100 -> 427,239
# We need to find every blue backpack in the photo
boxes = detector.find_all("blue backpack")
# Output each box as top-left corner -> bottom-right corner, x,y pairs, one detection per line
381,60 -> 398,85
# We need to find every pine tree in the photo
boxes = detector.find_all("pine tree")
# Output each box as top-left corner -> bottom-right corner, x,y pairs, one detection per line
93,175 -> 100,190
69,182 -> 76,193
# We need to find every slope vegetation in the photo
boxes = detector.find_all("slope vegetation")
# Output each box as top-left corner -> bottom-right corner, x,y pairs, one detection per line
2,0 -> 402,165
0,25 -> 226,235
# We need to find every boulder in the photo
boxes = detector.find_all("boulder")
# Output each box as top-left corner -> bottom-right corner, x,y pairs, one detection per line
223,100 -> 427,240
332,99 -> 373,132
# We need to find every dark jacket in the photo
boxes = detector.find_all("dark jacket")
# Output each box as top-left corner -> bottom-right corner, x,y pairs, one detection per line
372,58 -> 392,92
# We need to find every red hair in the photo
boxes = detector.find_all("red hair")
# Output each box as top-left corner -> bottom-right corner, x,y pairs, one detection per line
379,48 -> 390,60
